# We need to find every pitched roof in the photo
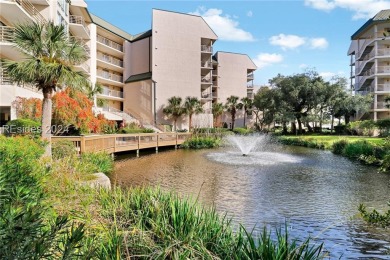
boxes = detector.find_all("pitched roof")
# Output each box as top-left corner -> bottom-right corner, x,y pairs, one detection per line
90,14 -> 133,41
351,10 -> 390,40
125,72 -> 152,83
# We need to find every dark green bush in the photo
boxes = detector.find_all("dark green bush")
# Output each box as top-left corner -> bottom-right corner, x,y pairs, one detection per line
278,137 -> 325,150
233,127 -> 253,135
5,118 -> 41,136
375,119 -> 390,137
0,136 -> 91,258
181,137 -> 221,149
81,152 -> 114,174
348,120 -> 376,136
343,140 -> 376,159
52,140 -> 77,160
332,140 -> 348,154
334,125 -> 347,134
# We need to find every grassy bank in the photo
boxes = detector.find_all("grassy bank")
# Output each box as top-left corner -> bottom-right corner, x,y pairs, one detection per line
0,136 -> 326,258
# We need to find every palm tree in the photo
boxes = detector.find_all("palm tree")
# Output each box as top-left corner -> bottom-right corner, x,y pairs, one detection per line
241,97 -> 253,128
212,102 -> 224,127
184,97 -> 203,130
225,96 -> 243,130
162,96 -> 185,131
3,22 -> 89,156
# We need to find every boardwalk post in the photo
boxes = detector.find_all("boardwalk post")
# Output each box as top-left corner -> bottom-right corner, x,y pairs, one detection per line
80,136 -> 86,154
137,135 -> 140,157
113,136 -> 117,153
156,133 -> 159,153
175,133 -> 178,149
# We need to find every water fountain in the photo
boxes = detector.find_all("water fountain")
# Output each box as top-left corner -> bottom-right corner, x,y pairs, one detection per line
206,134 -> 303,166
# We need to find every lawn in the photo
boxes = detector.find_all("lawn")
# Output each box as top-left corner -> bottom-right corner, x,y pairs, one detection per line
280,135 -> 385,149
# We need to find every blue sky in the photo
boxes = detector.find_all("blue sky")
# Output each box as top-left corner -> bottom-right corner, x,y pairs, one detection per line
85,0 -> 390,85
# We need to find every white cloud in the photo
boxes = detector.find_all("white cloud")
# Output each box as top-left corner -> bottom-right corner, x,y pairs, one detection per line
269,34 -> 329,50
299,63 -> 308,69
304,0 -> 390,20
247,11 -> 253,17
310,38 -> 329,49
319,71 -> 345,80
253,53 -> 284,69
190,8 -> 255,42
269,34 -> 306,50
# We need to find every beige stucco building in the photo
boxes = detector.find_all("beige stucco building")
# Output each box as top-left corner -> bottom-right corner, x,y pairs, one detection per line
0,2 -> 257,130
348,9 -> 390,121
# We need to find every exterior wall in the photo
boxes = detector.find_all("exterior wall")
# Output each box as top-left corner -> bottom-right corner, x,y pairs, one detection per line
129,37 -> 151,76
151,9 -> 218,129
214,52 -> 257,127
123,80 -> 153,124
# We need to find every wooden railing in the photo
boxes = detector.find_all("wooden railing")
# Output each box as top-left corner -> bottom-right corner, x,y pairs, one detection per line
52,133 -> 192,154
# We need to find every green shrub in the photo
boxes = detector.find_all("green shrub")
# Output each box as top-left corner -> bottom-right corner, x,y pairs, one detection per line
0,136 -> 92,258
233,127 -> 253,135
81,152 -> 114,174
142,128 -> 155,133
375,119 -> 390,137
343,140 -> 376,159
52,140 -> 77,160
359,204 -> 390,227
278,137 -> 326,150
5,119 -> 41,137
181,137 -> 222,149
332,140 -> 348,154
334,125 -> 347,134
348,120 -> 376,136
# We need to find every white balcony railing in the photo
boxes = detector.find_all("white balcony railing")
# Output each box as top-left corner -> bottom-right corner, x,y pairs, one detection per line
377,84 -> 390,92
0,68 -> 12,85
0,26 -> 14,43
201,93 -> 212,99
97,69 -> 123,83
247,73 -> 254,79
376,102 -> 388,109
101,87 -> 123,98
97,52 -> 123,67
201,45 -> 212,53
69,15 -> 90,36
201,77 -> 212,83
97,35 -> 123,52
7,0 -> 46,24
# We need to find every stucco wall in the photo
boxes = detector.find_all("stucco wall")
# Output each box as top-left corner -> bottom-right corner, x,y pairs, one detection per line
123,80 -> 154,124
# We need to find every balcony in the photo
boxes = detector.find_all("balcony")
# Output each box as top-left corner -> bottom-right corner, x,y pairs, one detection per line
0,0 -> 46,24
201,60 -> 213,68
201,93 -> 213,102
201,77 -> 212,87
375,101 -> 388,110
70,36 -> 90,55
97,69 -> 123,86
97,35 -> 123,56
247,73 -> 254,81
0,68 -> 12,85
98,87 -> 124,99
201,45 -> 212,53
69,15 -> 90,39
97,52 -> 124,71
377,84 -> 390,92
74,62 -> 90,74
0,26 -> 26,60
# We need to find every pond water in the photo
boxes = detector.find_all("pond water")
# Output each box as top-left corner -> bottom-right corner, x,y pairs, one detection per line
113,137 -> 390,259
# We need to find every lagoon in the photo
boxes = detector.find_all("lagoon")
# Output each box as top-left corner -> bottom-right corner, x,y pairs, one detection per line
113,142 -> 390,259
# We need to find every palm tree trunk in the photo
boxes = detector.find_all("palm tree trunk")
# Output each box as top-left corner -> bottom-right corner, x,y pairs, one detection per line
243,112 -> 246,128
231,112 -> 235,130
42,88 -> 53,157
189,114 -> 192,130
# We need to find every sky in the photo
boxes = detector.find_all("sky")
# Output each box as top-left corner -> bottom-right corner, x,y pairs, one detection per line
85,0 -> 390,85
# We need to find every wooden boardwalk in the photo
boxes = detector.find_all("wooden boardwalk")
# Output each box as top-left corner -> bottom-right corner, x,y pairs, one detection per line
52,133 -> 192,155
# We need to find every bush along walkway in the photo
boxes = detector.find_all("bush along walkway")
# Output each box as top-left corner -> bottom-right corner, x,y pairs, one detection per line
277,135 -> 390,171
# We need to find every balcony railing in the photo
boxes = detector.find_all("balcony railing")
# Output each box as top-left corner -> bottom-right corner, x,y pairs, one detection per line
97,70 -> 123,83
201,77 -> 212,83
102,106 -> 123,113
97,35 -> 123,52
201,93 -> 212,99
76,62 -> 90,72
70,36 -> 90,54
376,102 -> 388,109
377,84 -> 390,92
101,87 -> 124,98
0,68 -> 12,85
0,26 -> 14,43
8,0 -> 46,24
377,66 -> 390,74
69,15 -> 90,36
247,73 -> 254,79
201,45 -> 212,53
97,52 -> 123,67
201,60 -> 212,68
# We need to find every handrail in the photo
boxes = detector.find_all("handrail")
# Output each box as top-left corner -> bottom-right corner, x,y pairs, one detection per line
11,0 -> 46,24
101,87 -> 123,98
201,45 -> 212,52
97,69 -> 123,83
0,26 -> 14,42
97,51 -> 123,67
76,62 -> 90,72
69,15 -> 90,36
201,60 -> 212,68
97,35 -> 123,52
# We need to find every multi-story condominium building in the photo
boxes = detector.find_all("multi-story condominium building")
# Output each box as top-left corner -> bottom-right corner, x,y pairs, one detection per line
0,2 -> 256,130
348,9 -> 390,121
